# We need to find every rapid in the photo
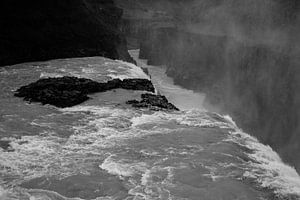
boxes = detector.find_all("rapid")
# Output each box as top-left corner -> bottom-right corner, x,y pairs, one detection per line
0,52 -> 299,200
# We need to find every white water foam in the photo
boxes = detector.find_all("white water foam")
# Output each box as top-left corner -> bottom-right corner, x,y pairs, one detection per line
2,98 -> 300,198
129,110 -> 300,196
40,72 -> 64,78
0,187 -> 115,200
221,116 -> 300,196
130,109 -> 234,130
1,107 -> 299,199
35,56 -> 150,84
3,56 -> 300,199
106,60 -> 150,81
100,155 -> 147,179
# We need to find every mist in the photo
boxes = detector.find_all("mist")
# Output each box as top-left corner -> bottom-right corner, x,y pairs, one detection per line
1,0 -> 300,198
116,0 -> 300,171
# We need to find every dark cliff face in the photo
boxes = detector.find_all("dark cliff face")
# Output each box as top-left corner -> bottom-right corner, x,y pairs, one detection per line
0,0 -> 134,66
117,0 -> 300,171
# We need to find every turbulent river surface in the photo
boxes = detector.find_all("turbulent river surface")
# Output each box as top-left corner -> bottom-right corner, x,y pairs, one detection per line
0,51 -> 300,200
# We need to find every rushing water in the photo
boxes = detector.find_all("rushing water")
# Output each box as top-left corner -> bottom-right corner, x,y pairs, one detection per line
0,54 -> 300,200
129,50 -> 206,111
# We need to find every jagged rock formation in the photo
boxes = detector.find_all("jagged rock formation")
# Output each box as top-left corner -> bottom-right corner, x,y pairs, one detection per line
117,0 -> 300,171
127,93 -> 179,111
0,0 -> 134,66
14,76 -> 155,108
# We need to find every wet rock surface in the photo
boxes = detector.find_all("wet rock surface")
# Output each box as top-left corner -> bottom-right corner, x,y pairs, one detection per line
14,76 -> 155,108
127,93 -> 179,111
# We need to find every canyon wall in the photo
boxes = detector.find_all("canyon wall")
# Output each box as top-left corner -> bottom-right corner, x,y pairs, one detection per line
116,0 -> 300,171
0,0 -> 134,66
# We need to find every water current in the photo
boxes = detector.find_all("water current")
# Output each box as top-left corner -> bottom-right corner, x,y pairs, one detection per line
0,52 -> 299,200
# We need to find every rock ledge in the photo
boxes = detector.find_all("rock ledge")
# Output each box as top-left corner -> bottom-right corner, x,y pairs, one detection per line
14,76 -> 155,108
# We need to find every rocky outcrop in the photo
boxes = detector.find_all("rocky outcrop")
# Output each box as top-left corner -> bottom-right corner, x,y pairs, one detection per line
14,76 -> 155,108
127,93 -> 179,111
119,0 -> 300,171
0,0 -> 135,66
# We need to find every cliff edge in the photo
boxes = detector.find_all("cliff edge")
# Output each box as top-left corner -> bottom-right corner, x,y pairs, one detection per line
0,0 -> 134,66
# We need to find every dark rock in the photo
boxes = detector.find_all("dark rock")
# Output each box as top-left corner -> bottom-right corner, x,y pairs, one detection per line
0,140 -> 14,152
0,0 -> 135,66
126,100 -> 140,104
141,67 -> 149,76
121,79 -> 155,92
14,76 -> 155,108
127,93 -> 179,111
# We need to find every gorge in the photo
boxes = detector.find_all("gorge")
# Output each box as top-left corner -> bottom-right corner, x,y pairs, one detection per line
0,0 -> 300,199
116,0 -> 300,173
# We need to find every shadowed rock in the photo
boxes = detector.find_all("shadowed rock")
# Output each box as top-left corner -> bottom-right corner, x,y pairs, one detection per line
14,76 -> 155,108
127,93 -> 179,111
0,0 -> 135,66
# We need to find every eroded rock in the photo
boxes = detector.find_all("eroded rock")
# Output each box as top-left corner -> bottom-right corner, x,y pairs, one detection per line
126,93 -> 179,111
14,76 -> 155,108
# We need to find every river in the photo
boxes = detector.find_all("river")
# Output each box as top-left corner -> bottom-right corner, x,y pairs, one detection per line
0,53 -> 299,200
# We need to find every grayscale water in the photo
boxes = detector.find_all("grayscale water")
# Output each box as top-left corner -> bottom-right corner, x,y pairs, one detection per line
0,54 -> 300,200
129,50 -> 206,111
